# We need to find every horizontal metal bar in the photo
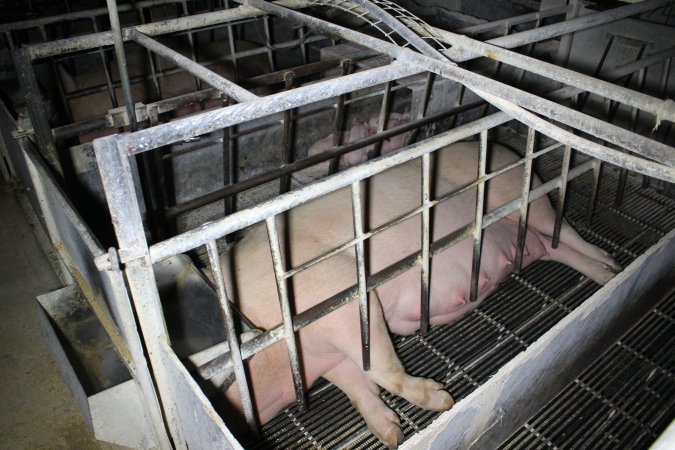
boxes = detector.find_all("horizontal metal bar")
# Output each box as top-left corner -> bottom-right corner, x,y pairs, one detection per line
199,153 -> 597,380
407,21 -> 675,132
130,29 -> 258,102
456,5 -> 571,35
119,61 -> 423,153
163,97 -> 479,218
449,0 -> 675,61
25,0 -> 314,60
146,108 -> 499,264
0,0 -> 186,33
232,0 -> 674,174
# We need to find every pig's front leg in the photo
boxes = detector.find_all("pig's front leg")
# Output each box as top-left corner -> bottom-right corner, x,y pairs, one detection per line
327,293 -> 454,413
324,359 -> 403,448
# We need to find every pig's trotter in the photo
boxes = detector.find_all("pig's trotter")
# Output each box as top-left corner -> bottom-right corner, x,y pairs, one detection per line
324,359 -> 404,449
383,374 -> 454,411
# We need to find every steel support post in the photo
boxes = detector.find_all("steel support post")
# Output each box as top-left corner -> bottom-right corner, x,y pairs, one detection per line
93,135 -> 186,450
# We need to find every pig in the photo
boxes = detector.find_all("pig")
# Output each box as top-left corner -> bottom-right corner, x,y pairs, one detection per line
366,110 -> 412,155
214,140 -> 621,448
303,112 -> 412,181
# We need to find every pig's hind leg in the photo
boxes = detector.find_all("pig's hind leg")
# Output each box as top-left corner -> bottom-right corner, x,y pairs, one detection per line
525,197 -> 621,274
535,229 -> 620,285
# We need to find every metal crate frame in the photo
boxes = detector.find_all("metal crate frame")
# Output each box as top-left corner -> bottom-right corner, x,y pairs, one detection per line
8,0 -> 675,449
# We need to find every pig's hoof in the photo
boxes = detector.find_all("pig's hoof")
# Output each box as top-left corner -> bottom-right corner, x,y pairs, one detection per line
368,409 -> 403,449
424,379 -> 454,411
380,423 -> 404,449
406,378 -> 454,411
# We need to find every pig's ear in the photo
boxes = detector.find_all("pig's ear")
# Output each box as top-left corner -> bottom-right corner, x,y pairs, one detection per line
56,64 -> 77,93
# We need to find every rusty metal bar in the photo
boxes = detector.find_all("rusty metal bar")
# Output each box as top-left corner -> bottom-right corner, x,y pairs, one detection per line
350,181 -> 370,371
470,131 -> 488,303
372,80 -> 392,158
162,97 -> 479,219
328,59 -> 353,174
264,216 -> 307,412
107,0 -> 138,131
205,239 -> 258,432
615,65 -> 648,207
513,127 -> 536,274
280,72 -> 295,194
585,159 -> 603,227
552,143 -> 573,249
409,72 -> 434,145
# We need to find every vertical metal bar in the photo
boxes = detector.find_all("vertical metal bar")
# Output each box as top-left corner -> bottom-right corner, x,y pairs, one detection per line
409,72 -> 435,144
513,127 -> 536,274
220,93 -> 234,221
615,66 -> 647,207
298,26 -> 308,65
39,25 -> 74,124
578,34 -> 615,110
328,59 -> 352,174
93,135 -> 182,450
263,15 -> 277,72
91,18 -> 121,110
180,0 -> 204,104
205,240 -> 259,433
470,131 -> 488,303
585,159 -> 602,228
280,71 -> 295,194
137,6 -> 163,99
450,84 -> 466,129
481,22 -> 509,118
554,0 -> 582,67
229,110 -> 238,214
372,81 -> 392,158
14,49 -> 62,175
350,181 -> 370,371
420,151 -> 432,333
552,144 -> 573,248
645,56 -> 673,188
225,0 -> 240,81
106,0 -> 138,131
264,216 -> 306,411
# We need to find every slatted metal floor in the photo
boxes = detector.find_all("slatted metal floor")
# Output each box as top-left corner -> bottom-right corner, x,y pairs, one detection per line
235,142 -> 675,449
500,288 -> 675,449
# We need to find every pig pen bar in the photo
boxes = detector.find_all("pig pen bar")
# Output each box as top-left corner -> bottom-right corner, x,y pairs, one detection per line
88,2 -> 675,449
5,0 -> 675,449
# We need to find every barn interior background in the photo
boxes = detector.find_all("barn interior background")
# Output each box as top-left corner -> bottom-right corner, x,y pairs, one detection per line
0,0 -> 673,448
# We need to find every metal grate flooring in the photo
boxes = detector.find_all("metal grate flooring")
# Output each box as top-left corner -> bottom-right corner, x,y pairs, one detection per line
500,288 -> 675,450
236,146 -> 675,449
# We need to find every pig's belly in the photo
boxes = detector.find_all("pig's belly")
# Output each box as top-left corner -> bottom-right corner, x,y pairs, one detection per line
381,220 -> 548,336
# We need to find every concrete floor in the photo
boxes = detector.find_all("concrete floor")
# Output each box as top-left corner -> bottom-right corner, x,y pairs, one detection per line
0,183 -> 125,450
